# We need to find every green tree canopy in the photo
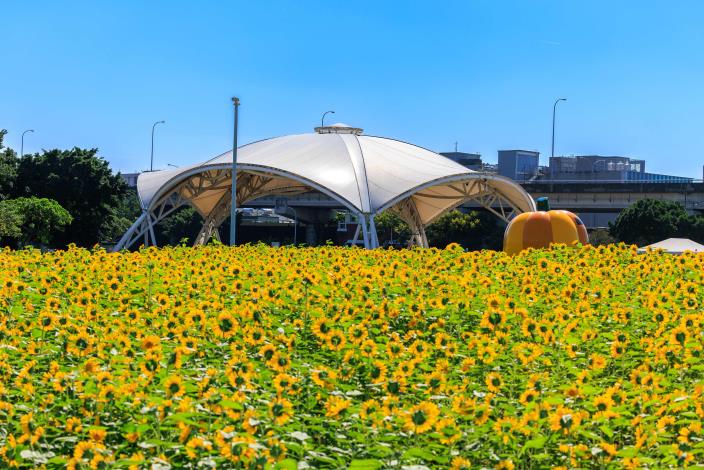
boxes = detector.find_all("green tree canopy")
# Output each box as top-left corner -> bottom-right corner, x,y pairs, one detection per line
374,211 -> 411,246
608,199 -> 690,246
0,197 -> 72,247
0,201 -> 22,240
156,206 -> 204,246
426,209 -> 504,250
11,148 -> 128,247
0,130 -> 18,200
374,209 -> 504,250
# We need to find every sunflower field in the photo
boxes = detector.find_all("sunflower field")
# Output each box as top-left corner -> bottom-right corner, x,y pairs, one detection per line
0,243 -> 703,469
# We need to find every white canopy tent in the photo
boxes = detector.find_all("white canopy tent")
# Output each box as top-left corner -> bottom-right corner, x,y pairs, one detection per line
114,124 -> 536,250
637,238 -> 704,255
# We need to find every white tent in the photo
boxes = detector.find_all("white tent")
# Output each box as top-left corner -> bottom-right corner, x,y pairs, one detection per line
115,123 -> 536,250
637,238 -> 704,255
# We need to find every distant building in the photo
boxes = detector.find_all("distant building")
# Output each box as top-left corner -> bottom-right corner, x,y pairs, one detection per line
548,155 -> 691,182
121,172 -> 140,188
481,163 -> 499,174
440,152 -> 482,171
498,150 -> 540,181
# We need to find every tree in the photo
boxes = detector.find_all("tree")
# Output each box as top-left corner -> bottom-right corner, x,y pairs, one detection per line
0,130 -> 18,200
101,188 -> 142,244
11,148 -> 128,247
588,228 -> 617,246
0,201 -> 22,241
426,209 -> 504,250
0,197 -> 72,247
374,211 -> 411,246
608,199 -> 689,246
156,207 -> 204,245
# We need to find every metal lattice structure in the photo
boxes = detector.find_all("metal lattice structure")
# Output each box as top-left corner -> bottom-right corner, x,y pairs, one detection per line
114,125 -> 535,251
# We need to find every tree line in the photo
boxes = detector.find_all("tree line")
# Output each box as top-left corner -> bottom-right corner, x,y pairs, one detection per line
0,129 -> 139,248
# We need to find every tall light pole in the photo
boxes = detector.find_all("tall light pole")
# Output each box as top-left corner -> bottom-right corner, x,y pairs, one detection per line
150,120 -> 165,171
551,98 -> 567,157
21,129 -> 34,158
321,110 -> 335,127
230,97 -> 240,247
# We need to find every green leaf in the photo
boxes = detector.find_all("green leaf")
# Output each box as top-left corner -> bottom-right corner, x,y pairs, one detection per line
368,445 -> 393,457
401,447 -> 447,463
273,459 -> 298,470
617,446 -> 639,458
522,436 -> 547,451
348,459 -> 382,470
219,400 -> 243,410
163,412 -> 203,425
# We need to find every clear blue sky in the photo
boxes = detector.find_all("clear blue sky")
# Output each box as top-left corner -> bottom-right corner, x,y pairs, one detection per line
2,1 -> 703,177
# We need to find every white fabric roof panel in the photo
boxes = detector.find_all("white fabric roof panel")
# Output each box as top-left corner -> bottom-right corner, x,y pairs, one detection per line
638,238 -> 704,254
136,128 -> 536,225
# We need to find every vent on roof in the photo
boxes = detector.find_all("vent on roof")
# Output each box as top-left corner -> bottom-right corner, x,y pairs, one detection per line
314,123 -> 363,135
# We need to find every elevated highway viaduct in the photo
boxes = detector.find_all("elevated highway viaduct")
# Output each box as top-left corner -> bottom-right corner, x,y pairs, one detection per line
515,181 -> 704,228
248,181 -> 704,230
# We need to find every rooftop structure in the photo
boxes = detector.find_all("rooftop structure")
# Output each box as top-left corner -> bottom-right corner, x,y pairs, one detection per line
498,150 -> 540,181
121,172 -> 139,188
440,152 -> 482,171
548,155 -> 691,182
115,124 -> 535,250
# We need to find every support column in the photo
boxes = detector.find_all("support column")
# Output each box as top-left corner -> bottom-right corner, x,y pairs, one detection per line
115,212 -> 148,251
351,223 -> 361,246
194,190 -> 232,246
390,198 -> 428,248
147,213 -> 158,247
369,214 -> 379,248
359,214 -> 371,249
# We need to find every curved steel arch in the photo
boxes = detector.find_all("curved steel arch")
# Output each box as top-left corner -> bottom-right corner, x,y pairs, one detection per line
141,163 -> 362,215
114,164 -> 371,251
376,173 -> 537,248
375,173 -> 536,216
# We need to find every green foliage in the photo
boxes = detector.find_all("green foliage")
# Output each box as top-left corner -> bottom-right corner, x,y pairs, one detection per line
0,201 -> 22,240
374,209 -> 505,249
0,197 -> 72,246
588,228 -> 617,246
0,130 -> 18,200
426,209 -> 504,250
608,199 -> 693,246
374,211 -> 411,246
11,147 -> 128,247
100,188 -> 142,243
156,207 -> 204,246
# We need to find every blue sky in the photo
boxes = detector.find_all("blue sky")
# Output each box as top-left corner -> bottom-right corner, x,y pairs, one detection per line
2,1 -> 703,177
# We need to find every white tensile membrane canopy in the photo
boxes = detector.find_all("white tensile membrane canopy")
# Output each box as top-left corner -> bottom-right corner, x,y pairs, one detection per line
114,124 -> 536,250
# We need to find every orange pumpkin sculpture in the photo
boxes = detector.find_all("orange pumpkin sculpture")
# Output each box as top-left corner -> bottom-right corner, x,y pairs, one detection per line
503,210 -> 589,255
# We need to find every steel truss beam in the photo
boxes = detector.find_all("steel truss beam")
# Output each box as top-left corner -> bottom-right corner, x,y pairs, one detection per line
114,170 -> 319,251
114,171 -> 527,251
390,198 -> 428,248
387,180 -> 523,248
414,179 -> 521,224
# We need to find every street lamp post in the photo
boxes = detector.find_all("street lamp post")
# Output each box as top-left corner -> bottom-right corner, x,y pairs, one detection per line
21,129 -> 34,158
321,110 -> 335,127
551,98 -> 567,157
230,97 -> 240,247
150,121 -> 165,172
